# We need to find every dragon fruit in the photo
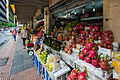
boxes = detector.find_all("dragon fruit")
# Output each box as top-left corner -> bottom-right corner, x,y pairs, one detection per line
67,75 -> 73,80
85,56 -> 91,63
76,25 -> 80,30
92,59 -> 99,68
67,68 -> 79,80
89,25 -> 93,31
83,48 -> 88,55
70,70 -> 79,79
78,67 -> 87,80
79,25 -> 84,30
99,54 -> 110,71
79,52 -> 85,60
92,53 -> 102,68
89,49 -> 97,58
94,26 -> 100,31
86,43 -> 93,50
69,42 -> 72,46
93,44 -> 99,50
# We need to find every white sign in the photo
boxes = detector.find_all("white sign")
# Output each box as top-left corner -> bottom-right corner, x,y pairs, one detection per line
98,46 -> 111,56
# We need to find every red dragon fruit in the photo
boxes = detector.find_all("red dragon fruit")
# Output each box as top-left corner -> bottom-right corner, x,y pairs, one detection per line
86,43 -> 93,50
79,25 -> 84,30
99,54 -> 110,71
89,49 -> 97,58
79,52 -> 85,60
85,56 -> 91,63
83,48 -> 88,55
93,44 -> 99,50
78,67 -> 87,80
70,70 -> 79,79
67,75 -> 73,80
91,53 -> 102,68
94,26 -> 100,31
76,25 -> 80,30
96,32 -> 101,37
89,25 -> 93,31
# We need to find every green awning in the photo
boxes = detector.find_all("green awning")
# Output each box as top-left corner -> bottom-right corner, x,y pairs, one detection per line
0,21 -> 15,27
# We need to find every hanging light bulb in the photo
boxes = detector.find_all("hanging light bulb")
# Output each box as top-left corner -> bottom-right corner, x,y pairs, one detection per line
92,0 -> 95,12
82,6 -> 85,14
74,11 -> 76,14
93,5 -> 95,12
92,0 -> 95,5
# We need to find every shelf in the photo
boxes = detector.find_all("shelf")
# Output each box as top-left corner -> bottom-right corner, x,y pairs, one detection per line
43,44 -> 112,80
34,50 -> 71,80
81,16 -> 103,21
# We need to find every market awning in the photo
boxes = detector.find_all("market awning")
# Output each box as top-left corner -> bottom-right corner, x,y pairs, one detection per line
10,0 -> 49,24
0,21 -> 15,27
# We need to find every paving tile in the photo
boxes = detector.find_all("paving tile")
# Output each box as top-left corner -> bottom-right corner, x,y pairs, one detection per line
23,63 -> 34,70
0,36 -> 41,80
24,59 -> 33,65
11,67 -> 42,80
12,55 -> 24,66
0,57 -> 9,67
11,65 -> 24,75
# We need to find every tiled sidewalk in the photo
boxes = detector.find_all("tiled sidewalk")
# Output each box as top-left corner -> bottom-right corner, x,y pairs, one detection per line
11,36 -> 34,75
10,68 -> 42,80
0,36 -> 41,80
0,37 -> 17,80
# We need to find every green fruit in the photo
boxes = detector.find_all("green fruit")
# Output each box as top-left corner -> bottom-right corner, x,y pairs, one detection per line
26,40 -> 29,43
48,64 -> 53,72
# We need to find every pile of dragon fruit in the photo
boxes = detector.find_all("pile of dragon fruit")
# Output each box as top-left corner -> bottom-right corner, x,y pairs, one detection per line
71,24 -> 114,49
67,68 -> 87,80
79,42 -> 111,71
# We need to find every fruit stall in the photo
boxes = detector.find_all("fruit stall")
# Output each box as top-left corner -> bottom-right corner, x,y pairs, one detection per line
31,0 -> 120,80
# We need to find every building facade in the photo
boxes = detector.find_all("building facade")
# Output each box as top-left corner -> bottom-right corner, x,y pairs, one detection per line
0,0 -> 7,22
9,5 -> 14,24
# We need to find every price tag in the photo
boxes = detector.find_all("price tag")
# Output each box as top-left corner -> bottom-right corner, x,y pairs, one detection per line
72,48 -> 80,53
94,41 -> 98,43
76,44 -> 81,49
85,27 -> 90,30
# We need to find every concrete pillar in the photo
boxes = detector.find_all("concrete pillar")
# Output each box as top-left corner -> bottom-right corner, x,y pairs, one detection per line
33,16 -> 37,30
103,0 -> 110,30
44,7 -> 50,33
103,0 -> 120,42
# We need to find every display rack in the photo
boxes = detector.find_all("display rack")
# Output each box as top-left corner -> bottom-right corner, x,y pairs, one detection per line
39,43 -> 112,80
33,46 -> 71,80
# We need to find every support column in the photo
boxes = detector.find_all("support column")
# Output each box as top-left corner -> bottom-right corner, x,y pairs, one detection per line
103,0 -> 110,30
33,16 -> 37,30
44,7 -> 50,33
103,0 -> 120,42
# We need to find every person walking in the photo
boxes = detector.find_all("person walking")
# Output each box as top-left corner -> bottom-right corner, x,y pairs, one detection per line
21,26 -> 28,49
12,29 -> 17,41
